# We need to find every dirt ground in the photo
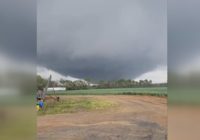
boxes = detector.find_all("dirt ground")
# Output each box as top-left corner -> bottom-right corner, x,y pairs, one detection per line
38,95 -> 167,140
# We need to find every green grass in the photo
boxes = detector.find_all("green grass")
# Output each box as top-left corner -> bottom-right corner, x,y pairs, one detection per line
169,88 -> 200,105
48,87 -> 167,96
38,98 -> 116,115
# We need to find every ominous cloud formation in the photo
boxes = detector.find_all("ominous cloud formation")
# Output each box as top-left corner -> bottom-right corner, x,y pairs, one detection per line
0,0 -> 36,61
168,0 -> 200,71
38,0 -> 166,81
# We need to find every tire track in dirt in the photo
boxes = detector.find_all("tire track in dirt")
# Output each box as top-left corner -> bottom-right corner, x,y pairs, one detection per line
38,95 -> 167,140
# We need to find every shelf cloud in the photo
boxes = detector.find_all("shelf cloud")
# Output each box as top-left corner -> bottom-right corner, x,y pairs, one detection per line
37,0 -> 167,81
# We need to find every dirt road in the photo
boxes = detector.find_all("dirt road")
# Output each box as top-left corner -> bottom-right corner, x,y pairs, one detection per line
38,95 -> 167,140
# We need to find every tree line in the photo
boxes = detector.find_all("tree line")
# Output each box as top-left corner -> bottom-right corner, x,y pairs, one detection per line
37,75 -> 167,90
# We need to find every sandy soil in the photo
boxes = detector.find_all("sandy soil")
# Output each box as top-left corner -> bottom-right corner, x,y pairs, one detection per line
168,106 -> 200,140
38,95 -> 167,140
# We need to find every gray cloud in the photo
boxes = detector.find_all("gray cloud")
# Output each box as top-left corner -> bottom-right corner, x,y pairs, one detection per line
168,0 -> 200,71
0,0 -> 36,61
38,0 -> 166,80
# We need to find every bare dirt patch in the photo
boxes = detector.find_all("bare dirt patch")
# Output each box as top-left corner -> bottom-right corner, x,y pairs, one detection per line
38,95 -> 167,140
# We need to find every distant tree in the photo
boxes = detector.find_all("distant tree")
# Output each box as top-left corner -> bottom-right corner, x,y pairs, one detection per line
37,75 -> 47,90
65,80 -> 74,90
60,78 -> 65,84
49,81 -> 58,87
97,79 -> 153,88
60,77 -> 165,90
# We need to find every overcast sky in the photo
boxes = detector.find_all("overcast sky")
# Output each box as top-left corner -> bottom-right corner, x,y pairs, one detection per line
168,0 -> 200,73
37,0 -> 167,82
0,0 -> 36,61
1,0 -> 199,83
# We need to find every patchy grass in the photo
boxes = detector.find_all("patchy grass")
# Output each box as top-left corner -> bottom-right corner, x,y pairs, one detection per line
38,98 -> 116,115
48,87 -> 167,96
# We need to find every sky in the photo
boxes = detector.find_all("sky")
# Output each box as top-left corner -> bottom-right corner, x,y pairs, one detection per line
168,0 -> 200,74
37,0 -> 167,82
0,0 -> 36,62
0,0 -> 199,83
0,0 -> 36,76
37,66 -> 81,81
135,66 -> 167,83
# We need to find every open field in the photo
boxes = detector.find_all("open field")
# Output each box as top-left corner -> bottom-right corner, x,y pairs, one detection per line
38,95 -> 167,140
48,87 -> 167,96
38,97 -> 116,116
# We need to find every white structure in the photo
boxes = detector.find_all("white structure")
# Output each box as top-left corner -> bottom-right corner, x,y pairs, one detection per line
47,87 -> 65,91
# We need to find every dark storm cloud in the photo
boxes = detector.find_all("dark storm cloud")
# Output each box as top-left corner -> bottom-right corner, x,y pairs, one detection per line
0,0 -> 36,61
168,0 -> 200,70
38,0 -> 166,80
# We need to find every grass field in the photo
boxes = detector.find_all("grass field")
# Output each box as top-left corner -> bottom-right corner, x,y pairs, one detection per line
48,87 -> 167,96
38,97 -> 116,115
